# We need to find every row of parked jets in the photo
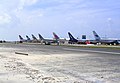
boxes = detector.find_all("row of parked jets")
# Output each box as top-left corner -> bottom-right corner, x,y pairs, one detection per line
19,32 -> 64,45
19,31 -> 120,45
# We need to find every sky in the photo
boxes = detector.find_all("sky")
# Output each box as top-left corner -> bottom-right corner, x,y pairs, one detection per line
0,0 -> 120,41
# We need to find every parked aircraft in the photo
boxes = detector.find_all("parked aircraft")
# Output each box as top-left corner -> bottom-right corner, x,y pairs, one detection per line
68,32 -> 88,44
68,32 -> 98,44
93,31 -> 119,45
68,32 -> 78,44
38,33 -> 58,45
19,35 -> 32,43
32,34 -> 38,41
26,35 -> 31,41
31,34 -> 40,43
53,32 -> 65,44
26,35 -> 32,42
19,35 -> 27,43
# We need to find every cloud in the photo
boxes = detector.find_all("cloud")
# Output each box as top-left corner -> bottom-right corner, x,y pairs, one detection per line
18,0 -> 38,10
0,13 -> 11,25
0,0 -> 39,27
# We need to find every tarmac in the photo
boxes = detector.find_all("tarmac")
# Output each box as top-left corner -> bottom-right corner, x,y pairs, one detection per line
0,43 -> 120,83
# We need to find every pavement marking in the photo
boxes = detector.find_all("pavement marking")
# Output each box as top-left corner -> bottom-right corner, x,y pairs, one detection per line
63,48 -> 120,55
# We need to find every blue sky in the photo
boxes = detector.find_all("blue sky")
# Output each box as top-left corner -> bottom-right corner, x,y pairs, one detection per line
0,0 -> 120,40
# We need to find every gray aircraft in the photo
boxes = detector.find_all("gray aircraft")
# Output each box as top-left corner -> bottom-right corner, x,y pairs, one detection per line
19,35 -> 32,43
93,31 -> 119,45
53,32 -> 65,44
31,34 -> 41,43
38,34 -> 58,45
68,32 -> 98,44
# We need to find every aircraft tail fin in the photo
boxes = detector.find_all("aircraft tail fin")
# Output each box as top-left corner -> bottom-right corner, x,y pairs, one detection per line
32,34 -> 37,40
38,34 -> 44,40
53,32 -> 59,39
26,35 -> 31,41
68,32 -> 78,43
19,35 -> 24,41
93,31 -> 101,41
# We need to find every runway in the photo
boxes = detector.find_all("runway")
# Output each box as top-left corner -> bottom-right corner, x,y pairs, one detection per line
1,43 -> 120,54
0,43 -> 120,83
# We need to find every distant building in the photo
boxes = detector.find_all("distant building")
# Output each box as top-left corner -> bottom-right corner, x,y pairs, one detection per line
82,35 -> 86,39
